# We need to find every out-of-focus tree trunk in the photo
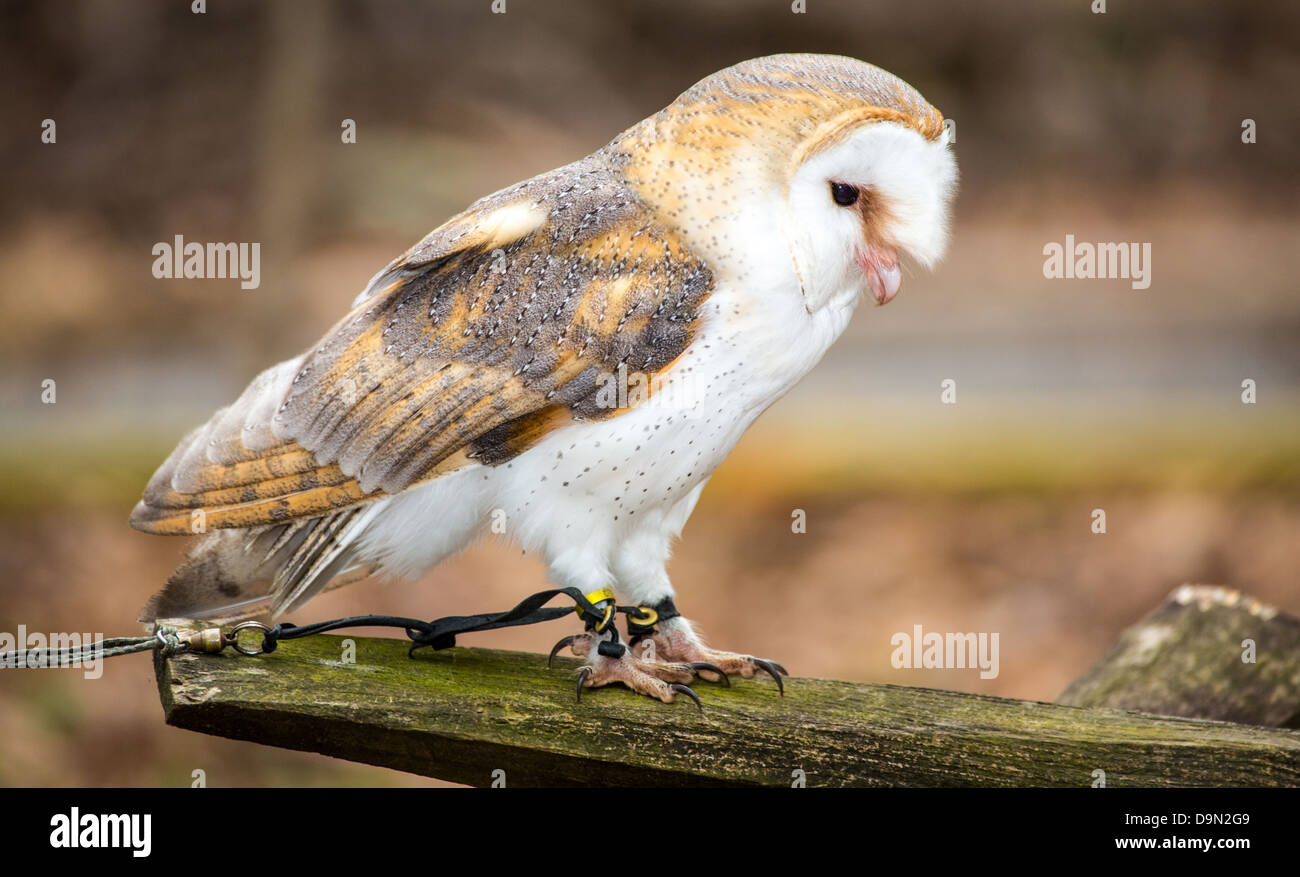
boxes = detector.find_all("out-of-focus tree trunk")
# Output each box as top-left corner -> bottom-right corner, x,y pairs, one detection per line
1059,585 -> 1300,729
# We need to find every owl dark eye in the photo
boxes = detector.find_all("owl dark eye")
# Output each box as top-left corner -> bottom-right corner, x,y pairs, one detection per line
830,182 -> 860,206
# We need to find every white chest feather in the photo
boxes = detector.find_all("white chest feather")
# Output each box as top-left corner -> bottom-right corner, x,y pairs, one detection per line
353,265 -> 861,596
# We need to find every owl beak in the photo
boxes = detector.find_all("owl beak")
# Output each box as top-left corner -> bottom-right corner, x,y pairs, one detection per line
857,245 -> 902,306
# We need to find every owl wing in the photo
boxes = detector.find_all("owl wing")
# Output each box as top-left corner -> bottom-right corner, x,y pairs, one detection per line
130,157 -> 713,535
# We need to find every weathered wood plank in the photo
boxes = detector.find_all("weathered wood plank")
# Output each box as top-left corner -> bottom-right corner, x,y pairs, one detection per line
1059,585 -> 1300,728
156,633 -> 1300,787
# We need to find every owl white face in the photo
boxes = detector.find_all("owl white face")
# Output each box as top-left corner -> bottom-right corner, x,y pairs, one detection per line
785,120 -> 958,310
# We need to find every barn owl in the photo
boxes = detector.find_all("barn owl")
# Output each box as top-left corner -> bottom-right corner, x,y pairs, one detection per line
132,53 -> 958,704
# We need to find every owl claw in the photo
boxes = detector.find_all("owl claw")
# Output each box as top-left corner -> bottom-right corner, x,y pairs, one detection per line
670,683 -> 703,710
751,658 -> 786,696
685,661 -> 731,686
549,634 -> 581,668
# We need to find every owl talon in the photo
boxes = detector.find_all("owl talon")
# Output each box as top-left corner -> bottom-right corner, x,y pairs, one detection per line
549,634 -> 583,668
685,661 -> 731,686
670,683 -> 703,710
751,658 -> 786,696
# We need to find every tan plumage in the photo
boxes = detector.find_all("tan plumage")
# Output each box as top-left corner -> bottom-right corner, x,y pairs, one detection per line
131,160 -> 711,536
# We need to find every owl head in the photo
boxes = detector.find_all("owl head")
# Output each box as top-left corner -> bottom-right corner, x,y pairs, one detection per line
614,53 -> 958,311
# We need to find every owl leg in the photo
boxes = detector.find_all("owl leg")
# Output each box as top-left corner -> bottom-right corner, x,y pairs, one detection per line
629,607 -> 789,695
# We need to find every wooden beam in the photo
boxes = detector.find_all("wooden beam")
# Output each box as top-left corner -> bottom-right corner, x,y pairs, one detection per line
156,633 -> 1300,787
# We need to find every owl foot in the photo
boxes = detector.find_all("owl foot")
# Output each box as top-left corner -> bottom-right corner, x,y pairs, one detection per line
636,623 -> 789,695
549,633 -> 725,708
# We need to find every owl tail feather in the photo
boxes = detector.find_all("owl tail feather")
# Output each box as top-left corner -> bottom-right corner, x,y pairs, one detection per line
138,514 -> 375,629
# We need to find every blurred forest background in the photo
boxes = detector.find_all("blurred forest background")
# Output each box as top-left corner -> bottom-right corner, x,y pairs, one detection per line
1,0 -> 1297,786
